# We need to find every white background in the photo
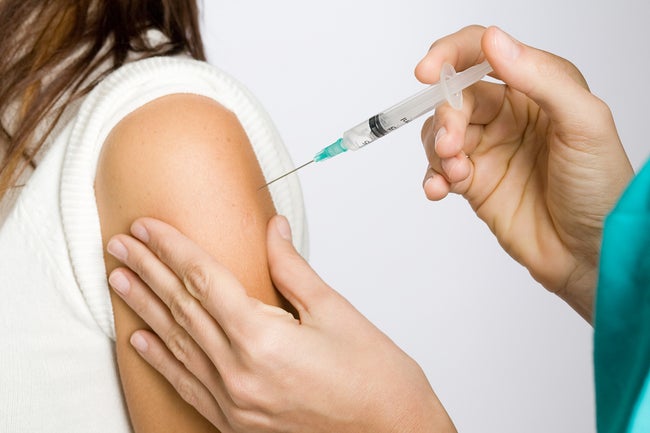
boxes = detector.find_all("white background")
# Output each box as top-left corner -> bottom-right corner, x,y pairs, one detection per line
201,2 -> 649,432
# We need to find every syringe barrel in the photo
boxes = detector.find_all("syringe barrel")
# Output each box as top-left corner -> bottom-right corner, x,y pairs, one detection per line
340,119 -> 374,151
338,61 -> 491,153
341,84 -> 445,151
380,84 -> 445,128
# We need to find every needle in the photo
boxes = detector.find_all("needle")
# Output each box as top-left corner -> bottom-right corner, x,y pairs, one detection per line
259,160 -> 314,190
258,62 -> 494,192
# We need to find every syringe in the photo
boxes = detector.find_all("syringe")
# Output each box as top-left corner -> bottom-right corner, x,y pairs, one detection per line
263,60 -> 493,188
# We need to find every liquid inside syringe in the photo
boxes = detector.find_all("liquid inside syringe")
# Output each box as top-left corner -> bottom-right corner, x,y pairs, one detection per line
263,61 -> 492,188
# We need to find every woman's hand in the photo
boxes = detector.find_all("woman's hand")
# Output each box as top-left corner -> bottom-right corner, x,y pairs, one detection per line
107,216 -> 456,433
417,26 -> 633,321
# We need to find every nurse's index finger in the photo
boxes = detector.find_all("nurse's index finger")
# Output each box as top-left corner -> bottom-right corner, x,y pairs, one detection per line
129,217 -> 253,334
416,25 -> 488,83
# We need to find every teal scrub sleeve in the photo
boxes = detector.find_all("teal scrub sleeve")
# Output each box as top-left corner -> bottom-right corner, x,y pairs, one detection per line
595,158 -> 650,433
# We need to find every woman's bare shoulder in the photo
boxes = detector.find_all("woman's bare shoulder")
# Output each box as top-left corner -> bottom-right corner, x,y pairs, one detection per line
95,93 -> 280,432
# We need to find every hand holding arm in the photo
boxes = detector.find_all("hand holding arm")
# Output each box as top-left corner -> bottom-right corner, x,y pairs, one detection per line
95,93 -> 279,432
417,26 -> 634,321
107,215 -> 456,433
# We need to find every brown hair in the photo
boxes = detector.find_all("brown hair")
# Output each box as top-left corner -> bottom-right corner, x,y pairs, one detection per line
0,0 -> 205,198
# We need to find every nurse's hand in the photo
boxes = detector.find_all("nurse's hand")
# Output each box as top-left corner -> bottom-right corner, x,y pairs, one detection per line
107,216 -> 456,433
417,25 -> 634,321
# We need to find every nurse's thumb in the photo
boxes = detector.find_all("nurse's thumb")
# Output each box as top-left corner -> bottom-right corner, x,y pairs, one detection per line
266,215 -> 332,321
482,26 -> 595,122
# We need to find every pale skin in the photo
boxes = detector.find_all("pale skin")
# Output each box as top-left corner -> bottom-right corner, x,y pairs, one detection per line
106,26 -> 634,432
95,93 -> 283,432
417,25 -> 632,322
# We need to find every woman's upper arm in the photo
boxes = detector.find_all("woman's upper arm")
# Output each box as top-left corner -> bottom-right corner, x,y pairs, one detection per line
94,93 -> 279,432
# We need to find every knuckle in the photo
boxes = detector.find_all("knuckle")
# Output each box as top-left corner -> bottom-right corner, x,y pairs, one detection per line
586,96 -> 617,136
429,24 -> 485,51
270,253 -> 310,289
560,58 -> 589,89
243,326 -> 283,364
591,96 -> 613,119
182,262 -> 211,302
223,372 -> 261,410
224,396 -> 271,431
166,326 -> 192,365
168,291 -> 194,329
129,292 -> 151,318
128,250 -> 149,278
176,376 -> 200,408
466,24 -> 487,33
226,407 -> 257,432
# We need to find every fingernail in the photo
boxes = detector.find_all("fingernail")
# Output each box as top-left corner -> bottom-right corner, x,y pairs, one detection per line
107,239 -> 128,262
131,221 -> 149,243
275,215 -> 292,241
493,27 -> 521,61
109,270 -> 130,296
423,176 -> 434,191
130,332 -> 149,353
434,127 -> 447,151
